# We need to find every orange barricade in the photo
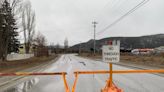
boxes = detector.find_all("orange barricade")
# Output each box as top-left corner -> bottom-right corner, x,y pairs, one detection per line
0,72 -> 70,92
1,65 -> 164,92
72,63 -> 164,92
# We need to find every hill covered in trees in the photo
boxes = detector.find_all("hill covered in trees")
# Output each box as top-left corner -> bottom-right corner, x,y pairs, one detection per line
70,34 -> 164,52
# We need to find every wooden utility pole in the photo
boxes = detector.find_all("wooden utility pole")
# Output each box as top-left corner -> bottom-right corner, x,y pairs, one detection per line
92,21 -> 98,55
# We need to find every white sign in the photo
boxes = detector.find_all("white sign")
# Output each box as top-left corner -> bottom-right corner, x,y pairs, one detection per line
102,45 -> 120,63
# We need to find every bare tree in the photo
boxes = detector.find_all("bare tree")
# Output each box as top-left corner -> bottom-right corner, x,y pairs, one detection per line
34,32 -> 46,47
8,0 -> 22,13
33,32 -> 48,57
21,1 -> 35,53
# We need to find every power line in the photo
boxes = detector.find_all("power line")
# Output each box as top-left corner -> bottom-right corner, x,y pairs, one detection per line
97,0 -> 149,35
95,0 -> 130,34
96,0 -> 149,35
95,0 -> 123,24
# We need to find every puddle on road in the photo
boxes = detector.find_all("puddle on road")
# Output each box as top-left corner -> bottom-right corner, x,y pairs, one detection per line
3,78 -> 39,92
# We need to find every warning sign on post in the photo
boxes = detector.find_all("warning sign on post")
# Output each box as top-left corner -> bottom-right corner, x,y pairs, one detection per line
102,45 -> 120,63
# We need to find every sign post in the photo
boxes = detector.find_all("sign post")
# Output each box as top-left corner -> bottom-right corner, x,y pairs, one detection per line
109,63 -> 113,87
102,40 -> 120,87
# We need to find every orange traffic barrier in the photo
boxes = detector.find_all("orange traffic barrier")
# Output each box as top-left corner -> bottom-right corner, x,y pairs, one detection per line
73,63 -> 164,92
2,68 -> 164,92
72,73 -> 78,92
74,69 -> 164,74
101,79 -> 123,92
72,70 -> 124,92
0,72 -> 66,76
101,64 -> 123,92
0,72 -> 70,92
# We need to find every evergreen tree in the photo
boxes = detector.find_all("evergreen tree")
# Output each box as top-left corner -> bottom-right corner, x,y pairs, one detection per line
0,7 -> 4,59
0,0 -> 19,60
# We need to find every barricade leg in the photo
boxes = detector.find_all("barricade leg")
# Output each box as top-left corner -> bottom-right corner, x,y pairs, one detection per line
62,73 -> 70,92
72,73 -> 78,92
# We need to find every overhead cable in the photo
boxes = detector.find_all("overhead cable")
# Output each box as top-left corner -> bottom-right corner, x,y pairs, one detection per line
96,0 -> 149,35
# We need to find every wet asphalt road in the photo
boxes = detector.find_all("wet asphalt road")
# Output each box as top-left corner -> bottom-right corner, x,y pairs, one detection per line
3,54 -> 164,92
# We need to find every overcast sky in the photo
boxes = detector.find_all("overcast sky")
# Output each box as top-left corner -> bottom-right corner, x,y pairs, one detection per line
29,0 -> 164,46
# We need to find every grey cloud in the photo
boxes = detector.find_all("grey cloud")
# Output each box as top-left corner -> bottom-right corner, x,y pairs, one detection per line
30,0 -> 164,46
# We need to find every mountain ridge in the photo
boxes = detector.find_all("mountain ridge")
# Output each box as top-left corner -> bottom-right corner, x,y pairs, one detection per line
70,34 -> 164,52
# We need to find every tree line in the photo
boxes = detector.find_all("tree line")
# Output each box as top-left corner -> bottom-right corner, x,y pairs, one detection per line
0,0 -> 46,61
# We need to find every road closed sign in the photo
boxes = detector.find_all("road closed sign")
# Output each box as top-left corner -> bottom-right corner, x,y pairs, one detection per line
102,45 -> 120,63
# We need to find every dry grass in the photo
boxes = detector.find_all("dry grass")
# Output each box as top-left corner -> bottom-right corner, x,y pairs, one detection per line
121,54 -> 164,67
0,55 -> 58,72
79,53 -> 164,68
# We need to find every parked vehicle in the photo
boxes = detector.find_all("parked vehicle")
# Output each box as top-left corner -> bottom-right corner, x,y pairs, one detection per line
131,49 -> 154,55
